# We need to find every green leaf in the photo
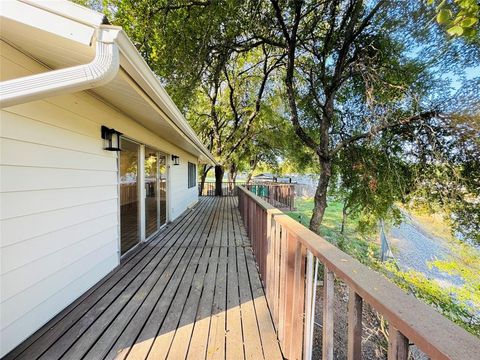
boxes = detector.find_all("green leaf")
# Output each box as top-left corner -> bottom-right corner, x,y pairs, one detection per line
462,27 -> 477,37
437,9 -> 452,24
447,25 -> 464,35
461,17 -> 478,27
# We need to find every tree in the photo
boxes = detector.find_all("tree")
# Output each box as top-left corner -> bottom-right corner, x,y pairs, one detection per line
187,47 -> 283,195
77,0 -> 479,241
94,0 -> 284,195
429,0 -> 479,37
244,0 -> 479,238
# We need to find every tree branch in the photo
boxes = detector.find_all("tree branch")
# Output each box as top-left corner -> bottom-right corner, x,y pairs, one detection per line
331,111 -> 439,155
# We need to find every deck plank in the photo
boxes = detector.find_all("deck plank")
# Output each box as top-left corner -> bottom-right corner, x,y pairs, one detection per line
225,198 -> 244,360
232,197 -> 283,360
146,198 -> 220,360
5,197 -> 282,360
10,200 -> 209,360
86,197 -> 220,360
122,198 -> 219,360
38,199 -> 214,360
206,198 -> 228,360
166,196 -> 224,360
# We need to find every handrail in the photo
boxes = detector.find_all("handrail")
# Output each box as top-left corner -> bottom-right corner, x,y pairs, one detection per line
236,185 -> 480,360
198,181 -> 246,196
200,181 -> 295,209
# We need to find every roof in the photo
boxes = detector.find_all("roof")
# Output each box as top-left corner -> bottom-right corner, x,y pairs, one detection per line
0,0 -> 216,164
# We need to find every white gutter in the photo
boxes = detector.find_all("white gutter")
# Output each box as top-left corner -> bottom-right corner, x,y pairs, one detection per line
0,26 -> 120,109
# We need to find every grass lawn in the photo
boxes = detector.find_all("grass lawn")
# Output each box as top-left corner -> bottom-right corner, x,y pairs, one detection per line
286,197 -> 380,265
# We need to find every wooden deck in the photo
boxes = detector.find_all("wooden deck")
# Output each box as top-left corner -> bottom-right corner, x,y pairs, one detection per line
5,197 -> 283,360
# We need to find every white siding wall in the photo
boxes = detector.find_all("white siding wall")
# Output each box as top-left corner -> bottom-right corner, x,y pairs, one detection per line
0,41 -> 199,356
169,158 -> 199,220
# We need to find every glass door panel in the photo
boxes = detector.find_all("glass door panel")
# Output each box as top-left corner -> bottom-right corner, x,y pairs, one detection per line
159,154 -> 167,226
145,148 -> 159,238
120,138 -> 140,255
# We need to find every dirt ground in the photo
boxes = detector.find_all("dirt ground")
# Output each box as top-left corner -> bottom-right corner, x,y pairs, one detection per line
311,281 -> 429,360
312,281 -> 388,359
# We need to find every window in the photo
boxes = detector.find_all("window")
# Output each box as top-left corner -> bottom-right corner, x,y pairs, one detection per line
188,162 -> 196,188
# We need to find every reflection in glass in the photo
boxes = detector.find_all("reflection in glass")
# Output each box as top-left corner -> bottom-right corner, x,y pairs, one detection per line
145,148 -> 159,238
120,138 -> 139,254
159,154 -> 167,226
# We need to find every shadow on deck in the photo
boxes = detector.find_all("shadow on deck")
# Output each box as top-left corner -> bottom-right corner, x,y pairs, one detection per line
4,197 -> 282,360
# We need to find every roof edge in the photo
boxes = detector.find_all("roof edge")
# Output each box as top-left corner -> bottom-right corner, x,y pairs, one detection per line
114,31 -> 217,165
16,0 -> 217,165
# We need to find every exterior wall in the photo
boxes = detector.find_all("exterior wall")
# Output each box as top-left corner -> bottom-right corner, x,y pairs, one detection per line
169,159 -> 199,219
0,40 -> 198,356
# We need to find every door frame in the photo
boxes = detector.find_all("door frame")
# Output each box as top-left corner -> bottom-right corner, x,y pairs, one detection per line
144,148 -> 169,242
117,136 -> 143,259
117,136 -> 172,260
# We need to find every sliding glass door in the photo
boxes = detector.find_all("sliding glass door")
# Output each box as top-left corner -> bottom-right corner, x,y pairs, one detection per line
119,138 -> 140,255
145,148 -> 159,238
159,154 -> 167,226
120,141 -> 168,254
145,149 -> 168,239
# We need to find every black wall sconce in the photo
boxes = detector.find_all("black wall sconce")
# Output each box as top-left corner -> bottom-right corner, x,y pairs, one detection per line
171,155 -> 180,166
101,126 -> 122,151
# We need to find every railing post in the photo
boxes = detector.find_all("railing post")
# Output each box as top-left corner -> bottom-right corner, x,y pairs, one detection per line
304,251 -> 318,360
347,289 -> 363,360
282,234 -> 306,360
323,268 -> 335,360
272,220 -> 281,328
388,327 -> 409,360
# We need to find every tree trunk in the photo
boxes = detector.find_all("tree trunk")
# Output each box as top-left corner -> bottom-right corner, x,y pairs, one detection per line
246,157 -> 257,184
309,159 -> 332,233
215,165 -> 224,196
309,96 -> 334,234
341,199 -> 348,234
199,164 -> 209,196
228,163 -> 237,188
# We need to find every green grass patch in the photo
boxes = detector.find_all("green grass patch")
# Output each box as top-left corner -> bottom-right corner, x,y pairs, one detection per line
287,197 -> 380,266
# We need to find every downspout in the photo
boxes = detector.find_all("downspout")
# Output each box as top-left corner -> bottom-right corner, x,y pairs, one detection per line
0,25 -> 120,108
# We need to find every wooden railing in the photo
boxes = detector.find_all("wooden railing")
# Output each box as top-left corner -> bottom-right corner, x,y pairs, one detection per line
200,181 -> 295,210
120,182 -> 137,206
245,183 -> 295,210
237,186 -> 480,360
199,181 -> 246,196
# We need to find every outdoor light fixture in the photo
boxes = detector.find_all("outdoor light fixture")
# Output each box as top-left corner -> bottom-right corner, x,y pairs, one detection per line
101,126 -> 122,151
171,155 -> 180,165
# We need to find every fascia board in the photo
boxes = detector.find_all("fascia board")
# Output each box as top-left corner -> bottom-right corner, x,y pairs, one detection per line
2,1 -> 96,45
19,0 -> 105,28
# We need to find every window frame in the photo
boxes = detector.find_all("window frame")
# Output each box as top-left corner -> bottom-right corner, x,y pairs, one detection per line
188,162 -> 196,189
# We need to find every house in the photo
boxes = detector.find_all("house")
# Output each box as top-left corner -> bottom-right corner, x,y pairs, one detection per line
253,173 -> 293,183
2,2 -> 479,360
0,0 -> 215,355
